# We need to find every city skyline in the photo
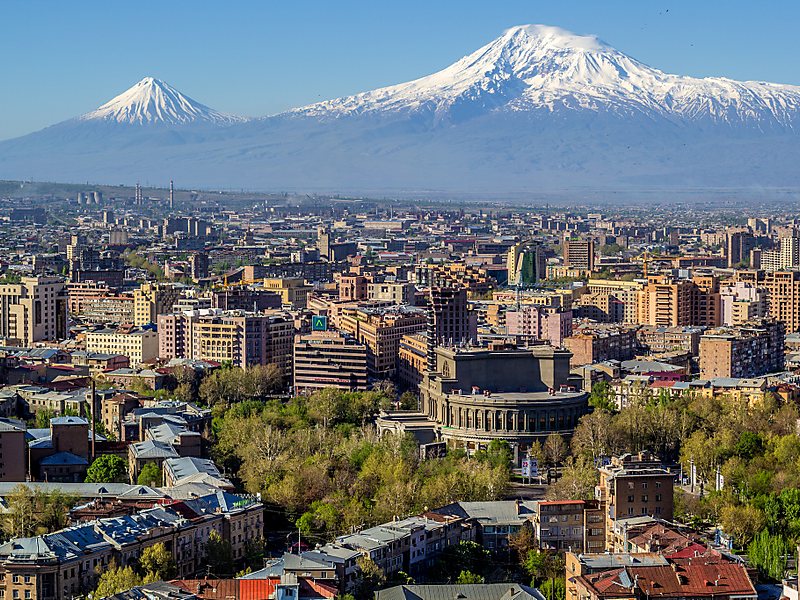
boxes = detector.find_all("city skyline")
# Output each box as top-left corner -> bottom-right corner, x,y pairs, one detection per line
2,0 -> 800,140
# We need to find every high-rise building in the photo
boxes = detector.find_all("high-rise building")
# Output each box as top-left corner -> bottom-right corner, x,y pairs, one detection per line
636,275 -> 720,327
505,305 -> 572,347
736,270 -> 800,331
158,310 -> 294,374
339,305 -> 427,379
293,331 -> 369,392
507,242 -> 547,285
719,281 -> 768,325
563,239 -> 595,272
426,287 -> 477,370
699,319 -> 785,379
133,282 -> 183,326
726,230 -> 756,267
0,276 -> 68,344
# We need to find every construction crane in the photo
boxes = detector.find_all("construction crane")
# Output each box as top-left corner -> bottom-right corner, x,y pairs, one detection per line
639,250 -> 681,279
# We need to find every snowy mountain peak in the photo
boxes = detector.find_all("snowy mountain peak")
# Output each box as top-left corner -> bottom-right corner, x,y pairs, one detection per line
294,24 -> 800,127
500,24 -> 609,53
80,77 -> 244,125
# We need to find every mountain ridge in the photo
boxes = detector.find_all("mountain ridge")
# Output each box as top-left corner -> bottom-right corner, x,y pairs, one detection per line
1,24 -> 799,193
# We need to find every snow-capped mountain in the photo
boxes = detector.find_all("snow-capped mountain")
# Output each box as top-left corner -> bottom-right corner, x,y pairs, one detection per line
79,77 -> 246,125
293,25 -> 800,128
1,25 -> 800,194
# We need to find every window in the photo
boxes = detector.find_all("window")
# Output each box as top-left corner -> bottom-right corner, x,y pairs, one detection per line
641,482 -> 648,489
655,494 -> 662,502
642,495 -> 648,502
627,495 -> 634,502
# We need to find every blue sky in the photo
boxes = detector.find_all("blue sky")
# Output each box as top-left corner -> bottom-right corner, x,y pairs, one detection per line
1,0 -> 799,140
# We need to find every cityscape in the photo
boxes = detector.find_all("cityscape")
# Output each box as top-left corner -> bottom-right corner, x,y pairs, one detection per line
2,3 -> 800,600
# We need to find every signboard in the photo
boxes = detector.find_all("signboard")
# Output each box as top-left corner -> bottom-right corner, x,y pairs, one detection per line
521,458 -> 539,478
311,315 -> 328,332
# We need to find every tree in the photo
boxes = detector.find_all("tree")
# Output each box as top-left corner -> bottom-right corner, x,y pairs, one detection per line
85,454 -> 128,483
1,485 -> 76,538
720,504 -> 766,548
353,556 -> 386,600
543,433 -> 567,467
545,456 -> 597,500
94,563 -> 143,598
140,542 -> 176,581
540,577 -> 566,600
206,530 -> 234,577
571,410 -> 616,460
456,570 -> 485,584
588,381 -> 616,412
523,549 -> 563,587
509,521 -> 537,560
137,462 -> 162,487
748,529 -> 792,581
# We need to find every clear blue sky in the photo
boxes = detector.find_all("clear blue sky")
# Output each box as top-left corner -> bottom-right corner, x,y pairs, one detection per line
2,0 -> 799,140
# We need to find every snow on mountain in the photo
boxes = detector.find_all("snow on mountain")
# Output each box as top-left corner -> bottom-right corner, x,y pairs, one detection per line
1,25 -> 800,194
293,25 -> 800,127
79,77 -> 245,125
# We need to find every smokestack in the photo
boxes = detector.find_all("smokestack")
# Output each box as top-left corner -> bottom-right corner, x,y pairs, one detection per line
169,179 -> 174,210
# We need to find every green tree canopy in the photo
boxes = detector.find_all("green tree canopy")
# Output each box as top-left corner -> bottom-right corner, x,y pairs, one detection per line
137,462 -> 162,487
85,454 -> 129,484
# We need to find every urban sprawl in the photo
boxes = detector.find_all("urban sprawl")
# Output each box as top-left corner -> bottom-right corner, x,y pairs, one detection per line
0,186 -> 796,600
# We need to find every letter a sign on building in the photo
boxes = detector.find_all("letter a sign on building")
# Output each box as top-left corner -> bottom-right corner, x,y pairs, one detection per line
312,315 -> 328,332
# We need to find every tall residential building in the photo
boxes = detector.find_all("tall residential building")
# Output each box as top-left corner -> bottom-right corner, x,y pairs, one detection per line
596,452 -> 674,551
505,305 -> 572,347
339,305 -> 427,379
736,270 -> 800,331
699,319 -> 785,379
0,276 -> 68,344
426,287 -> 477,370
719,281 -> 768,326
293,331 -> 369,392
368,281 -> 416,305
133,282 -> 182,326
563,239 -> 595,272
157,310 -> 294,373
637,275 -> 720,327
726,230 -> 756,267
759,233 -> 800,271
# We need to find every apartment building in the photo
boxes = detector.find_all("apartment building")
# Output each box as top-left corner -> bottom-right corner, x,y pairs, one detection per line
596,452 -> 674,551
0,491 -> 264,600
737,270 -> 800,331
635,325 -> 703,356
506,305 -> 572,347
158,310 -> 294,373
133,282 -> 183,326
563,239 -> 595,272
0,276 -> 68,345
293,331 -> 369,392
85,324 -> 158,366
398,333 -> 427,392
699,319 -> 785,378
719,281 -> 768,325
533,499 -> 605,553
339,305 -> 426,379
637,275 -> 720,327
563,325 -> 639,367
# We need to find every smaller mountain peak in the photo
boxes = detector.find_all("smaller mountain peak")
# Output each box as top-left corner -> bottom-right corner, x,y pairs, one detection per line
502,24 -> 609,52
79,77 -> 245,125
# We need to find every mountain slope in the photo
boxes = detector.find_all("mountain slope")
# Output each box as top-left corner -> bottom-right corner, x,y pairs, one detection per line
1,26 -> 799,194
79,77 -> 246,125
